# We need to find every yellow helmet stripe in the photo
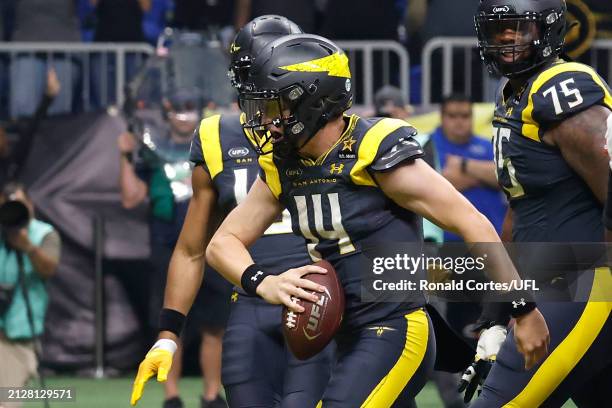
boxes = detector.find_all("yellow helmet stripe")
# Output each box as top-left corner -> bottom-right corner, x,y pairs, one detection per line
279,52 -> 351,78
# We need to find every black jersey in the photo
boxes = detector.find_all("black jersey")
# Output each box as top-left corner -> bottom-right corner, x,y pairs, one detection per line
190,113 -> 310,273
258,115 -> 427,329
493,60 -> 612,243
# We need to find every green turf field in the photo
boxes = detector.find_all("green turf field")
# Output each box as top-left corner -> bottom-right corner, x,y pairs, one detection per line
22,377 -> 577,408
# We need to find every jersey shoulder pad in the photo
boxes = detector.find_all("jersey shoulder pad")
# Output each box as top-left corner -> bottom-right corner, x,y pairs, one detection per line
190,115 -> 223,178
350,117 -> 422,185
523,61 -> 612,139
370,136 -> 424,171
257,153 -> 282,199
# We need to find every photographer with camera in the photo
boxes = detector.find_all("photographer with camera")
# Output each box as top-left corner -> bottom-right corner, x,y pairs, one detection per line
0,182 -> 60,402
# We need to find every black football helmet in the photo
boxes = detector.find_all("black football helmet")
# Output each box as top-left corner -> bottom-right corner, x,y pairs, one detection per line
229,15 -> 302,92
475,0 -> 568,77
239,34 -> 353,155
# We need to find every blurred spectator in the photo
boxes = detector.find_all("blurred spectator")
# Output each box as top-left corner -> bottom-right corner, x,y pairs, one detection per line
143,0 -> 173,44
174,0 -> 236,45
407,0 -> 479,45
374,85 -> 413,119
9,0 -> 79,118
0,182 -> 61,398
92,0 -> 150,42
236,0 -> 315,34
422,94 -> 506,242
320,0 -> 408,40
0,70 -> 60,188
77,0 -> 96,42
90,0 -> 151,107
0,0 -> 16,41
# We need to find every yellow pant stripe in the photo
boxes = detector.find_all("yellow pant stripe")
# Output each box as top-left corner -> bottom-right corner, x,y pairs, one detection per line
504,268 -> 612,408
199,115 -> 223,179
360,309 -> 429,408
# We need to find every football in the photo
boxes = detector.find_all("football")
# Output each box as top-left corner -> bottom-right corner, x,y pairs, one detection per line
282,259 -> 345,360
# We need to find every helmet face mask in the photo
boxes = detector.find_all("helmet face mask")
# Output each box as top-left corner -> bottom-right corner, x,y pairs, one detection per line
240,85 -> 306,155
477,17 -> 541,76
475,0 -> 567,78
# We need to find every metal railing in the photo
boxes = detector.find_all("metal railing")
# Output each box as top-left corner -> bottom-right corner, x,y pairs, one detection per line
0,40 -> 410,117
336,40 -> 410,107
422,37 -> 612,106
0,42 -> 154,118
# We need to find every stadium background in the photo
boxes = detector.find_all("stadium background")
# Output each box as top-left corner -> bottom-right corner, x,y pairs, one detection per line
1,0 -> 610,407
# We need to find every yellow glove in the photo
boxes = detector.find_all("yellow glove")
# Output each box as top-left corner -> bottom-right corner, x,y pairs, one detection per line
130,339 -> 177,406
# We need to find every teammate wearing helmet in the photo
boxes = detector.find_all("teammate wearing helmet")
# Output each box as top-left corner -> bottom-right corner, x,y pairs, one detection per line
130,16 -> 334,408
460,1 -> 612,406
206,33 -> 549,407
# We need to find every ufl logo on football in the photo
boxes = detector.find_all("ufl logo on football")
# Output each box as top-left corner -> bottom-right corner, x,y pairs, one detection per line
330,163 -> 344,175
304,291 -> 329,340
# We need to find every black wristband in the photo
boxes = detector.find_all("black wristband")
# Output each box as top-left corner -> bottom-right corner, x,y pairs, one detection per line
121,152 -> 133,163
508,297 -> 537,318
460,158 -> 469,174
474,302 -> 511,332
497,288 -> 536,318
158,308 -> 186,337
241,264 -> 270,297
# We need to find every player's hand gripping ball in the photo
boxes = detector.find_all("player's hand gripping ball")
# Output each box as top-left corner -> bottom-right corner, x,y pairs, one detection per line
282,260 -> 345,360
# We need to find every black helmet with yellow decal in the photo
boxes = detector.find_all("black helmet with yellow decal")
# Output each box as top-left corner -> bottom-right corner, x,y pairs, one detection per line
475,0 -> 568,77
229,15 -> 302,92
239,34 -> 353,155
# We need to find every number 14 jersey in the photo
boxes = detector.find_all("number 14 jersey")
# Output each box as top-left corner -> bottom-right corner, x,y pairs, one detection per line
492,60 -> 612,243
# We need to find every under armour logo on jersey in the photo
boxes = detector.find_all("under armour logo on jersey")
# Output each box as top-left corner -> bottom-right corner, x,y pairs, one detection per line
330,163 -> 344,175
251,271 -> 264,281
512,298 -> 526,308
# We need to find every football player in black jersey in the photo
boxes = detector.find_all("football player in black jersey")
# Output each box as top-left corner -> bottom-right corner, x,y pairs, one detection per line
460,0 -> 612,406
206,33 -> 549,407
131,16 -> 335,408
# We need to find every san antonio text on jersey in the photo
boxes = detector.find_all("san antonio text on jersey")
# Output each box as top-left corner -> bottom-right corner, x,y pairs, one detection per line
493,60 -> 612,243
190,113 -> 310,274
258,115 -> 427,330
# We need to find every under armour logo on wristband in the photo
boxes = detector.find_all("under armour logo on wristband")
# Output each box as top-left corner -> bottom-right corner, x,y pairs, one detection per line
251,271 -> 263,281
512,298 -> 526,308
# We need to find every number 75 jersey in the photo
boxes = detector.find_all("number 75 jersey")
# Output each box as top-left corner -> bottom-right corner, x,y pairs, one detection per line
492,60 -> 612,242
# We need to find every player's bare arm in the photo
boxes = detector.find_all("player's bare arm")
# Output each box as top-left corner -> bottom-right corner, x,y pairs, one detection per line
118,131 -> 148,209
543,105 -> 611,205
130,165 -> 218,406
464,158 -> 499,189
206,177 -> 326,312
159,165 -> 218,340
375,159 -> 550,368
501,207 -> 513,243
